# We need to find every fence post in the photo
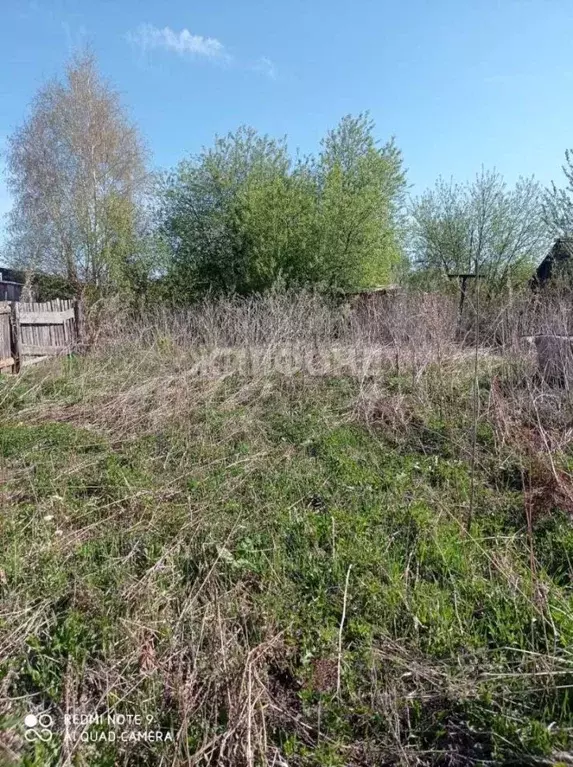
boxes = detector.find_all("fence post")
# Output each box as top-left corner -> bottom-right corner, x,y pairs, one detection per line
10,301 -> 22,373
73,297 -> 86,350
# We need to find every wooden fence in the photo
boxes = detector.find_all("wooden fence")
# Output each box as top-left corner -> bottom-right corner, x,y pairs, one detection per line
0,299 -> 82,373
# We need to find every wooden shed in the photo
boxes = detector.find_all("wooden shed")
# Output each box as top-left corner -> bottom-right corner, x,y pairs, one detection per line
531,237 -> 573,288
0,267 -> 24,301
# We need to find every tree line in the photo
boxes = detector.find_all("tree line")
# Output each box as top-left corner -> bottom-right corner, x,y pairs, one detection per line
3,52 -> 572,303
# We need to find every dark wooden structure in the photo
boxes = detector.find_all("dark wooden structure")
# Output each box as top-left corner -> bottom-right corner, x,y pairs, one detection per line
340,284 -> 401,309
531,237 -> 573,288
0,267 -> 24,302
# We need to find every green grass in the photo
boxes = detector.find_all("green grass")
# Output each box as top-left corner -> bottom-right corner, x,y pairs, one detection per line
1,356 -> 573,766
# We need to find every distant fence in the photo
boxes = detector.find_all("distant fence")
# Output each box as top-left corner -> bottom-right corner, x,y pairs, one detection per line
0,298 -> 82,373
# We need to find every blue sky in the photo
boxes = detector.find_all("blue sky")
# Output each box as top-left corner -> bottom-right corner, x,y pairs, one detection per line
1,0 -> 573,242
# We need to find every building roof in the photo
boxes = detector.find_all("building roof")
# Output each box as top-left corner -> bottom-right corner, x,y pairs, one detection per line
0,267 -> 24,285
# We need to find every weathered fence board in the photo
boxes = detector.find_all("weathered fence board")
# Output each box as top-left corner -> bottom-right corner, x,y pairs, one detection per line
19,309 -> 75,325
0,302 -> 12,371
0,298 -> 81,373
21,344 -> 70,356
10,302 -> 22,373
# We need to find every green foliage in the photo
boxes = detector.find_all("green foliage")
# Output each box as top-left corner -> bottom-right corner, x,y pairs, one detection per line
316,114 -> 406,288
410,170 -> 551,294
30,273 -> 77,302
158,115 -> 407,300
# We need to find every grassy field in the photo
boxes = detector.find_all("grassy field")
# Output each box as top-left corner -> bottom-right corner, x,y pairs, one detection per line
1,301 -> 573,766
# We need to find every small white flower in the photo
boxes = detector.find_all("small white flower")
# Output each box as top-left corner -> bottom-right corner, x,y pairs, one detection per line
43,515 -> 54,522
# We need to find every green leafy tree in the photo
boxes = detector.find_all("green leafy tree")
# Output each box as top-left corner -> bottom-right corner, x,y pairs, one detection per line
316,114 -> 407,289
159,127 -> 291,297
158,116 -> 407,300
235,157 -> 320,290
410,170 -> 550,293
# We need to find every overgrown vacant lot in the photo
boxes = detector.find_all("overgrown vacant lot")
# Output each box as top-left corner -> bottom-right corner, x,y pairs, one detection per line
1,309 -> 573,765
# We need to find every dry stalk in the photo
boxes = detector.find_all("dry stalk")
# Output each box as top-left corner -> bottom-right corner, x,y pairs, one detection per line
336,564 -> 352,698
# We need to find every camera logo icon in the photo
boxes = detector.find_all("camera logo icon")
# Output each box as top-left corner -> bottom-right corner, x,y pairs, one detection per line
24,713 -> 54,743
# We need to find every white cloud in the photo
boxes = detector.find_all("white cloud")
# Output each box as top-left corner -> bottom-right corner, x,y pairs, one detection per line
253,56 -> 277,80
128,24 -> 228,61
62,21 -> 88,53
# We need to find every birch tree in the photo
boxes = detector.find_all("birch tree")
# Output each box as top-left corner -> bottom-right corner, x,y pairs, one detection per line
5,51 -> 147,295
